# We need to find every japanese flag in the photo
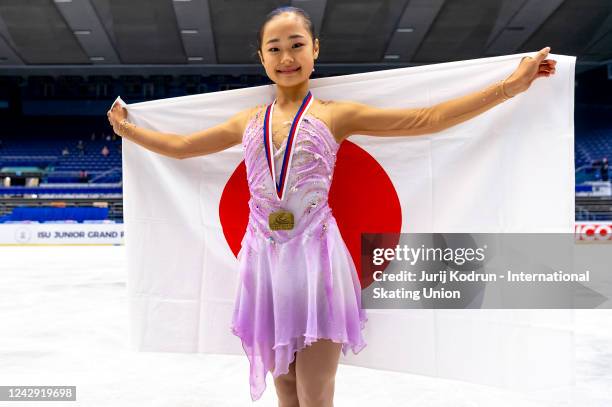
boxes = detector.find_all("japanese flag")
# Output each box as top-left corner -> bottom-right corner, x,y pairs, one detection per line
120,52 -> 576,394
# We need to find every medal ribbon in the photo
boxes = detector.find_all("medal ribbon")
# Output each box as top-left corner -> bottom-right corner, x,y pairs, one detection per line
263,91 -> 313,201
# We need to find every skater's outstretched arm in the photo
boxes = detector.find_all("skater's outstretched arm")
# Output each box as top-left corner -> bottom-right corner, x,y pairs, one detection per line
331,47 -> 556,141
107,103 -> 254,159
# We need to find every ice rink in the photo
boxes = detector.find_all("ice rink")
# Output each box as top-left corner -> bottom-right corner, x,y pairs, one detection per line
1,245 -> 610,407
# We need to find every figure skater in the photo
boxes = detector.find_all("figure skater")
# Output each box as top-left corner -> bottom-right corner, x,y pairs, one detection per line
107,6 -> 556,406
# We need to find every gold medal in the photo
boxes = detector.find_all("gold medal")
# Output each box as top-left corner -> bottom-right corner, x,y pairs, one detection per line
268,210 -> 295,230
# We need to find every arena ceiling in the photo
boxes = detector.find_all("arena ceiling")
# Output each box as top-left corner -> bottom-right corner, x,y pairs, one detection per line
0,0 -> 610,76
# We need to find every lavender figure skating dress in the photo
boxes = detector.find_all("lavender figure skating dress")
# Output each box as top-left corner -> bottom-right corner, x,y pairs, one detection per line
230,94 -> 368,401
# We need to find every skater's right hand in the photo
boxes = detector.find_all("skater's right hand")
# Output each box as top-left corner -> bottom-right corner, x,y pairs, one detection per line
107,101 -> 128,136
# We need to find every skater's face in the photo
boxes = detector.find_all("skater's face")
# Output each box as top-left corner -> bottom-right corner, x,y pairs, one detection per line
258,13 -> 319,86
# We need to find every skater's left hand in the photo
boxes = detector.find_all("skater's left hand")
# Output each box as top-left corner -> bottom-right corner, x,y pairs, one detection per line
503,47 -> 557,97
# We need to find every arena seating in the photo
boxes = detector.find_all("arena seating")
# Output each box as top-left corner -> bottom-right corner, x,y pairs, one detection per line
575,129 -> 612,169
0,130 -> 122,184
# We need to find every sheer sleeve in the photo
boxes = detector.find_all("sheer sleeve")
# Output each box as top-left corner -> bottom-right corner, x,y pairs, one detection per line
332,80 -> 512,138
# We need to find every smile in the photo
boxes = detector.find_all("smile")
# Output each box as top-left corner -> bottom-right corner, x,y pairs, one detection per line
277,67 -> 301,74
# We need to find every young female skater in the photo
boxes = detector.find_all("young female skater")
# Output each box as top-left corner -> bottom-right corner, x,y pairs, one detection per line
107,6 -> 556,406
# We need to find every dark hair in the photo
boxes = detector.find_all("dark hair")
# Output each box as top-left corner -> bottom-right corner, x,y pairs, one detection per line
256,6 -> 316,53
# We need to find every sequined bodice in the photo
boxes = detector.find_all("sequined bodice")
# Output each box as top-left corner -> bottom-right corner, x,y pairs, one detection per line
242,109 -> 339,244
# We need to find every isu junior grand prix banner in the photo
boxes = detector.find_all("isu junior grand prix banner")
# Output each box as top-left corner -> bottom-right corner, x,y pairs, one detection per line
1,222 -> 612,245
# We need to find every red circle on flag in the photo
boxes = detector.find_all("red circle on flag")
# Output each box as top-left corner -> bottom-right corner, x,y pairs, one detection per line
219,140 -> 402,288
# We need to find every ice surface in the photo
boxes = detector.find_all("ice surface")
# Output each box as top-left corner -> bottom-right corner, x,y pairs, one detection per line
0,245 -> 610,406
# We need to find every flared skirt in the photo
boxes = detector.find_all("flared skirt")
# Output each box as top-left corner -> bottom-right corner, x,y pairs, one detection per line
230,215 -> 368,401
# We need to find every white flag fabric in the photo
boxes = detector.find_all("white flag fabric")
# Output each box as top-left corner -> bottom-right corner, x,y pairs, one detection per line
119,52 -> 576,395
